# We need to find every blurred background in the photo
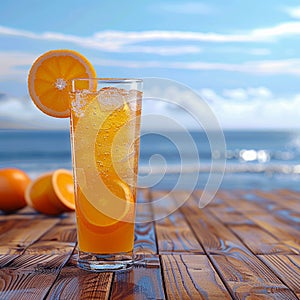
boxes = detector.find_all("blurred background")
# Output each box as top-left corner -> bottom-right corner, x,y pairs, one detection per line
1,0 -> 300,190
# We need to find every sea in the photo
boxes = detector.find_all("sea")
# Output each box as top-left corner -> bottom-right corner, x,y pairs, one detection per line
1,129 -> 300,191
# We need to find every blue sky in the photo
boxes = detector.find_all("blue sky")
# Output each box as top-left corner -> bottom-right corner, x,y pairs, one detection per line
0,0 -> 300,130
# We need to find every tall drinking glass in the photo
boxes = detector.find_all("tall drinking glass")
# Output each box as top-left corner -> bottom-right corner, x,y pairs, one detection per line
70,78 -> 142,271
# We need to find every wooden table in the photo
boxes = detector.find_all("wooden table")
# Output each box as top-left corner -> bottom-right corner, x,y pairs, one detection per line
0,188 -> 300,299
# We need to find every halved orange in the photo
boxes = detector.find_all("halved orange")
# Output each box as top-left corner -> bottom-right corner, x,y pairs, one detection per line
25,169 -> 75,215
28,49 -> 96,118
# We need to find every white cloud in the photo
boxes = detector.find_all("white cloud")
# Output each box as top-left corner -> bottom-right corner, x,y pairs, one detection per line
0,26 -> 203,56
284,6 -> 300,19
223,88 -> 248,101
1,50 -> 300,83
117,45 -> 202,55
250,21 -> 300,40
242,59 -> 300,75
141,81 -> 300,131
0,51 -> 36,81
199,88 -> 300,129
0,26 -> 247,45
247,87 -> 273,99
0,94 -> 68,129
1,51 -> 300,84
165,58 -> 300,75
0,86 -> 299,130
222,87 -> 272,101
0,20 -> 300,56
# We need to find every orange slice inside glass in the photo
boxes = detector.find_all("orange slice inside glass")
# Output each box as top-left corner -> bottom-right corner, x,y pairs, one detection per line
77,179 -> 135,231
28,49 -> 96,118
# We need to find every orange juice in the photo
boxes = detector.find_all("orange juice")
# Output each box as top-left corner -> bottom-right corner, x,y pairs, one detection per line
70,79 -> 142,271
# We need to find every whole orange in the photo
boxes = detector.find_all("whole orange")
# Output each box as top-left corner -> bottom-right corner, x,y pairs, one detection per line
0,168 -> 31,212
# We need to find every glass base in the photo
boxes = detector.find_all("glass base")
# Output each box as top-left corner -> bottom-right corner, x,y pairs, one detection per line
77,250 -> 134,272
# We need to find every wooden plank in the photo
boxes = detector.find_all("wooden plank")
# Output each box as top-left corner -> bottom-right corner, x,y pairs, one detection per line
57,212 -> 76,225
161,254 -> 231,299
136,188 -> 154,223
0,254 -> 19,268
181,206 -> 247,254
152,191 -> 204,254
259,255 -> 300,298
134,222 -> 157,255
155,212 -> 204,254
46,265 -> 113,300
272,208 -> 300,230
212,190 -> 274,213
3,253 -> 70,271
40,223 -> 77,244
24,240 -> 75,255
182,195 -> 299,298
0,217 -> 59,254
0,254 -> 70,299
211,253 -> 298,299
234,190 -> 300,225
203,189 -> 300,254
205,191 -> 256,226
245,211 -> 300,254
110,255 -> 165,300
257,190 -> 300,213
278,189 -> 300,199
150,190 -> 187,221
208,204 -> 254,226
134,188 -> 157,255
1,188 -> 300,299
229,223 -> 295,255
0,270 -> 56,299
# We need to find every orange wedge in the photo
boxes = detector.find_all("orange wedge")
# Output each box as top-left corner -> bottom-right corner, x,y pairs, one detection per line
25,169 -> 75,215
28,49 -> 96,118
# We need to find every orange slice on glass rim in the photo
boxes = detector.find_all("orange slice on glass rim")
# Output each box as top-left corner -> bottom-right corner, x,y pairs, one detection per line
28,49 -> 96,118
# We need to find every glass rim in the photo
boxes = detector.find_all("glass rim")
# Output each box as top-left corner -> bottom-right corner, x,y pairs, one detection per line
71,78 -> 143,84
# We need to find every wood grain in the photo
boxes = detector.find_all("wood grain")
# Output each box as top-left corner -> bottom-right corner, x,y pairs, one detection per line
229,223 -> 295,255
40,223 -> 77,243
0,254 -> 19,268
245,211 -> 300,253
161,254 -> 231,299
256,189 -> 300,213
0,188 -> 300,299
152,190 -> 204,254
259,254 -> 300,298
46,265 -> 113,300
211,253 -> 298,299
134,221 -> 157,255
134,188 -> 157,255
0,217 -> 58,254
155,211 -> 204,254
110,255 -> 165,300
0,254 -> 70,299
181,206 -> 247,254
24,240 -> 75,255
